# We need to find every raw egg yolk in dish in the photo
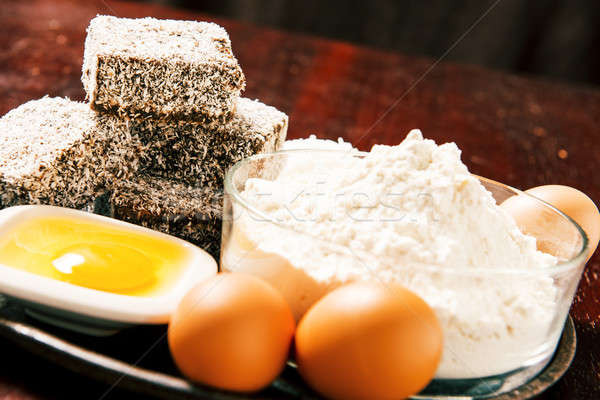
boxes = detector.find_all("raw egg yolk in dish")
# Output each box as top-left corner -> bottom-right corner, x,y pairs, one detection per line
0,216 -> 188,296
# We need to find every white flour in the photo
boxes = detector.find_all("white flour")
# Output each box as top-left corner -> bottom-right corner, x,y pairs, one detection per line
228,131 -> 561,378
281,134 -> 356,151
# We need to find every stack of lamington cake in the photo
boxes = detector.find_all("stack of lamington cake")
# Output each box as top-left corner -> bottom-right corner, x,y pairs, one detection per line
0,16 -> 288,258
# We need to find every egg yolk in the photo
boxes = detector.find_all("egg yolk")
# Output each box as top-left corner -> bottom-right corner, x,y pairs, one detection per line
0,216 -> 188,296
51,243 -> 155,292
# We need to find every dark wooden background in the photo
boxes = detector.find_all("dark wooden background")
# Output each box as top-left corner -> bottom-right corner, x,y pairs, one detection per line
149,0 -> 600,87
0,0 -> 599,399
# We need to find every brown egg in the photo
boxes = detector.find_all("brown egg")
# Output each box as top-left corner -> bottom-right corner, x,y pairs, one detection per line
501,185 -> 600,261
168,273 -> 295,392
295,282 -> 443,400
527,185 -> 600,258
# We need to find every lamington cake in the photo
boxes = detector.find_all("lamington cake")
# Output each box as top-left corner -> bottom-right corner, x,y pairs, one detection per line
101,97 -> 288,189
108,175 -> 223,259
0,97 -> 139,209
82,15 -> 245,123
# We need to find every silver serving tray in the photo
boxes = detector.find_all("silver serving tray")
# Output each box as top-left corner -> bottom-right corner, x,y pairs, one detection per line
0,295 -> 576,400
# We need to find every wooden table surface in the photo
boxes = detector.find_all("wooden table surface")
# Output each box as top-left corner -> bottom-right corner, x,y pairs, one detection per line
1,0 -> 599,399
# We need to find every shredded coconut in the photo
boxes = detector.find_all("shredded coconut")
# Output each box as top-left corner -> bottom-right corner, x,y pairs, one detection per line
82,16 -> 245,121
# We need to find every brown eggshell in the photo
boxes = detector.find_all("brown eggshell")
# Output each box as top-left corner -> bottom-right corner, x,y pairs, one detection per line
295,281 -> 443,400
168,273 -> 295,392
501,185 -> 600,261
526,185 -> 600,259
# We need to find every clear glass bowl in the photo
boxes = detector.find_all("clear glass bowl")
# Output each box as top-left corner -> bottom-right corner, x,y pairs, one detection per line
220,150 -> 588,399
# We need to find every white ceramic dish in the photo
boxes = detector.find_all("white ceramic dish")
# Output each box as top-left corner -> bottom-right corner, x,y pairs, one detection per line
0,205 -> 217,335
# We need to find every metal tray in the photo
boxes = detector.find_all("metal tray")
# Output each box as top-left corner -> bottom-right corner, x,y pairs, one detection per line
0,295 -> 576,400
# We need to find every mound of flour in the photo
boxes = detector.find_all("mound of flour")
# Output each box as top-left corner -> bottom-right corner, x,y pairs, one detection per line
282,134 -> 356,151
233,130 -> 560,378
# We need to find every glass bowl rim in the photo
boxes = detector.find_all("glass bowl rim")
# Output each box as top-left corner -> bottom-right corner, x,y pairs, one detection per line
224,149 -> 589,275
